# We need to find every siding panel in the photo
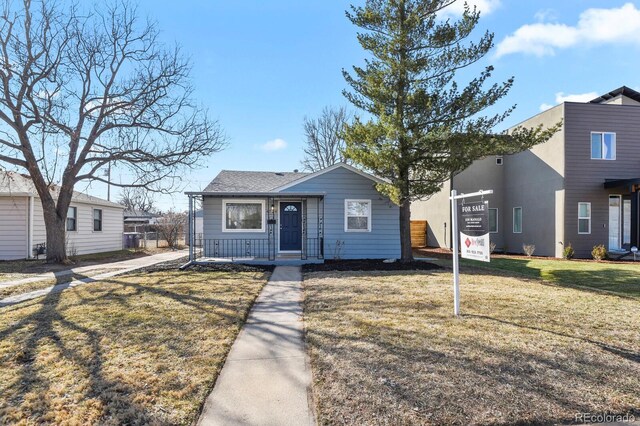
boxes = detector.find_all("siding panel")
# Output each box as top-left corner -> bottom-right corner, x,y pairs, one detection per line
0,196 -> 28,260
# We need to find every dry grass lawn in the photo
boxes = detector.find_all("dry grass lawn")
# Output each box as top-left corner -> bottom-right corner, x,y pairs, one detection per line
304,268 -> 640,425
0,268 -> 267,425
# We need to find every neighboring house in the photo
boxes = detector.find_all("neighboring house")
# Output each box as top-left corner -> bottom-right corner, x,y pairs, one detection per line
412,86 -> 640,258
123,210 -> 159,232
0,171 -> 125,260
185,163 -> 400,262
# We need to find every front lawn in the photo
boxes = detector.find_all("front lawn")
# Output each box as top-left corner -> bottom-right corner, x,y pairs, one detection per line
0,248 -> 173,283
0,268 -> 268,424
461,256 -> 640,297
304,268 -> 640,425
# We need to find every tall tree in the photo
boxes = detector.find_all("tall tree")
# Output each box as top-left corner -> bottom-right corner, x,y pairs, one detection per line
342,0 -> 558,262
0,0 -> 225,262
118,187 -> 156,214
301,106 -> 351,172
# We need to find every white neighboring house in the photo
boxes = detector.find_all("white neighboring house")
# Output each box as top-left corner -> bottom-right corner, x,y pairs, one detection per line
0,171 -> 125,260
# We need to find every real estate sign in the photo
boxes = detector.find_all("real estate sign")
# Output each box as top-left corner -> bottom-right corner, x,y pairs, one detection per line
458,200 -> 490,262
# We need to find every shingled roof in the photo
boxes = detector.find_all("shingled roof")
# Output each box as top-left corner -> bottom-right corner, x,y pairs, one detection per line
203,170 -> 309,193
0,170 -> 124,208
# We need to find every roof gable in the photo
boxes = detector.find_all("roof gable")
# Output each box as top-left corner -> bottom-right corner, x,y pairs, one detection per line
273,163 -> 388,192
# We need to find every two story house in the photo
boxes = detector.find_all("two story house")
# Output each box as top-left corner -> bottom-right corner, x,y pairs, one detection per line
412,86 -> 640,258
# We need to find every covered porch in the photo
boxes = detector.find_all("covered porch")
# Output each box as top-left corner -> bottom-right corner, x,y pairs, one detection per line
186,192 -> 325,263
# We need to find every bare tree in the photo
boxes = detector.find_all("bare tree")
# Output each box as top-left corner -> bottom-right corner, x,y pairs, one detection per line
155,210 -> 186,250
0,0 -> 226,262
301,106 -> 350,172
118,187 -> 156,213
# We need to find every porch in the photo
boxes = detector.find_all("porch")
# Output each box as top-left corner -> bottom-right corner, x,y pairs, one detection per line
185,192 -> 326,264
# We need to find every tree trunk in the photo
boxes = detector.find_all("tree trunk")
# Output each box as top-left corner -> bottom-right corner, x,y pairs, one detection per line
43,205 -> 68,263
399,198 -> 413,262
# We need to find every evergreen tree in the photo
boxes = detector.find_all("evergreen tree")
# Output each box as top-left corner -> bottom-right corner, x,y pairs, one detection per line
342,0 -> 558,261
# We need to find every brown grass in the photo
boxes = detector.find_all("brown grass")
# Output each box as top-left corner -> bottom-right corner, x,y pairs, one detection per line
303,268 -> 640,425
0,268 -> 267,425
0,248 -> 175,283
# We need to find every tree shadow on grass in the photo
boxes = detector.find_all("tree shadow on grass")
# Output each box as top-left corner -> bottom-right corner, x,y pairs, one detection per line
0,270 -> 262,424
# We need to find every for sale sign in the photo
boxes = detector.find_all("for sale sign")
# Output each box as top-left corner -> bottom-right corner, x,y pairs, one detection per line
458,200 -> 490,262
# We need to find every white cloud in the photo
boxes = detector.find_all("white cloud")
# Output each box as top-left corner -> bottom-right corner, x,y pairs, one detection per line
259,138 -> 287,152
496,3 -> 640,58
441,0 -> 501,17
539,91 -> 599,111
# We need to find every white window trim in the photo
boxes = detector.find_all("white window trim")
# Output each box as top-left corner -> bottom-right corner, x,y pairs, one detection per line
67,206 -> 78,232
578,202 -> 591,235
344,199 -> 372,232
489,208 -> 498,233
590,131 -> 616,160
92,208 -> 103,233
512,207 -> 522,234
222,199 -> 266,233
496,156 -> 503,165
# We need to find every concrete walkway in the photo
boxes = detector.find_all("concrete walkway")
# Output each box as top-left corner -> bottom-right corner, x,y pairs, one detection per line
197,266 -> 315,426
0,250 -> 188,308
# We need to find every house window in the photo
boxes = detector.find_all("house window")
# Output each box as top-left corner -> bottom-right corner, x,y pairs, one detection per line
93,209 -> 102,232
223,200 -> 265,232
578,202 -> 591,234
496,156 -> 503,165
345,199 -> 371,232
67,207 -> 77,231
513,207 -> 522,233
591,132 -> 616,160
489,208 -> 498,233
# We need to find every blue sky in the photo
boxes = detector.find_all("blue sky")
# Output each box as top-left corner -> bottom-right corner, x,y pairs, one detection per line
88,0 -> 640,210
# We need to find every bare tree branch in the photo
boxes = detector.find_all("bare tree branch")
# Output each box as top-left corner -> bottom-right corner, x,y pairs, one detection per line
301,106 -> 351,172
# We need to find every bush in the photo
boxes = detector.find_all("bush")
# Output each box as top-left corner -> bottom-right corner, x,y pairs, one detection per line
522,244 -> 536,257
562,243 -> 575,260
591,244 -> 607,261
489,241 -> 497,254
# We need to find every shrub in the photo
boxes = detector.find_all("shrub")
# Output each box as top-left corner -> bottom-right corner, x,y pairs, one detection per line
489,241 -> 497,254
591,244 -> 607,261
562,243 -> 575,260
522,244 -> 536,257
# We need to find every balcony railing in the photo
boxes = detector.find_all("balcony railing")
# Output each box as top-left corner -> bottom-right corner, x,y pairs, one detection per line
193,238 -> 323,260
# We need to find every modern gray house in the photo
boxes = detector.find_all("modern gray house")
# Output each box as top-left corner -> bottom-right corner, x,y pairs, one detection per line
412,86 -> 640,258
185,163 -> 400,263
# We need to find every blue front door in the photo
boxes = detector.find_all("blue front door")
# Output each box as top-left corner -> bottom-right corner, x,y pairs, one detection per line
280,202 -> 302,251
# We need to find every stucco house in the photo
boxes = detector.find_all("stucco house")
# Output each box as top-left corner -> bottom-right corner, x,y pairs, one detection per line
412,86 -> 640,258
0,171 -> 125,260
185,163 -> 400,263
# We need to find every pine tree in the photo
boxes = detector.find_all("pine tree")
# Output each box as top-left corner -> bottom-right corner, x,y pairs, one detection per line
342,0 -> 558,262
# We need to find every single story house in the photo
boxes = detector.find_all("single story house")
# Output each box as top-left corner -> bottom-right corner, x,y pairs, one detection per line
123,209 -> 159,232
412,86 -> 640,258
0,171 -> 125,260
185,163 -> 400,262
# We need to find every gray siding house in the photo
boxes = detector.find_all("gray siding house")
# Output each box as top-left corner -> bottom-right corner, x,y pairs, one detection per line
412,86 -> 640,258
186,163 -> 400,262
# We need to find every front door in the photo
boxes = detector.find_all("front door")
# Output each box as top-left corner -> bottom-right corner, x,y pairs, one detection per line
609,195 -> 621,251
280,202 -> 302,251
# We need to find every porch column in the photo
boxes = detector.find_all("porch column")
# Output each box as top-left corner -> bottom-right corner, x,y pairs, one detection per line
268,197 -> 275,261
632,188 -> 639,248
318,196 -> 324,259
301,199 -> 307,260
188,195 -> 194,261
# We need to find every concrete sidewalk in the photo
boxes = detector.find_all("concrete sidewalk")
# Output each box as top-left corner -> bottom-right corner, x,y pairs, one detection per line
197,266 -> 315,426
0,250 -> 188,308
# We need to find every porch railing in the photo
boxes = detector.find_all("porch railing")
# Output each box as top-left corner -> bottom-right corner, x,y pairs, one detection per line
193,237 -> 323,260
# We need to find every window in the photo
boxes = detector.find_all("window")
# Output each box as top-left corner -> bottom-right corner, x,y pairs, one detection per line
513,207 -> 522,233
496,156 -> 503,165
489,208 -> 498,233
578,202 -> 591,234
591,132 -> 616,160
93,209 -> 102,232
66,207 -> 77,231
345,199 -> 371,232
223,200 -> 265,232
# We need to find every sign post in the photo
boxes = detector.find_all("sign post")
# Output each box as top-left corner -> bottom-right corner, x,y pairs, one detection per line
450,189 -> 493,316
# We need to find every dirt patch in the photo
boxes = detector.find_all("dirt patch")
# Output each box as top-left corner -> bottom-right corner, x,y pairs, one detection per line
303,259 -> 441,273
